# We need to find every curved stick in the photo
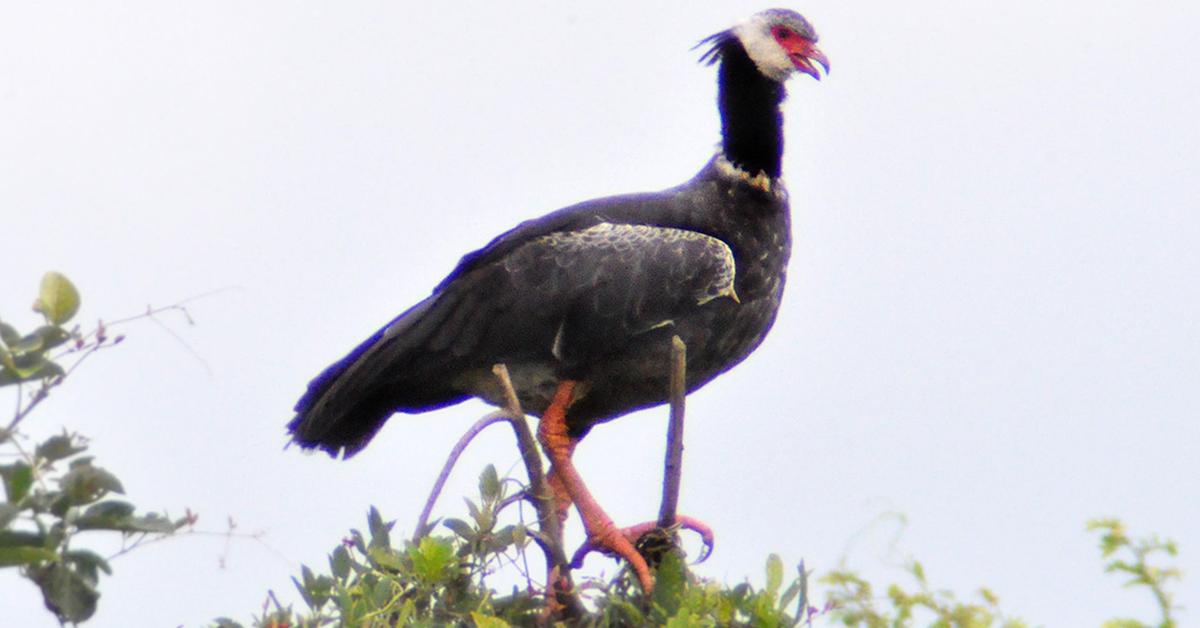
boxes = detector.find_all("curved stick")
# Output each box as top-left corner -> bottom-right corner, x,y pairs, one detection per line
413,411 -> 511,542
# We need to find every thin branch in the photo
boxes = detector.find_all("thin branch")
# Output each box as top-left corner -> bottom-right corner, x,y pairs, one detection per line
98,285 -> 238,330
658,335 -> 687,528
8,338 -> 108,432
7,378 -> 55,432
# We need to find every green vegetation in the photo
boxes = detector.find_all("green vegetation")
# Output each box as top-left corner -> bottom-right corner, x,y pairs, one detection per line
1088,518 -> 1181,628
1,273 -> 190,623
216,465 -> 819,628
216,465 -> 1184,627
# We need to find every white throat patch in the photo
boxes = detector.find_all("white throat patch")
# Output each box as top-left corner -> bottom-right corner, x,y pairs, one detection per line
732,15 -> 793,82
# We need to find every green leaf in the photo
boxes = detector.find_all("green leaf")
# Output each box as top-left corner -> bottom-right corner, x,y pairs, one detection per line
33,272 -> 81,325
73,500 -> 135,531
652,550 -> 689,617
30,561 -> 100,623
765,553 -> 783,598
372,577 -> 394,607
471,611 -> 511,628
291,575 -> 314,608
479,464 -> 501,502
9,332 -> 44,353
120,512 -> 182,534
330,545 -> 351,580
1100,620 -> 1145,628
0,321 -> 20,346
34,325 -> 72,351
36,432 -> 88,464
462,496 -> 492,531
1,462 -> 35,503
911,560 -> 927,585
0,503 -> 21,529
394,599 -> 416,626
366,506 -> 391,549
664,612 -> 700,628
60,461 -> 124,505
408,536 -> 456,583
779,580 -> 802,614
368,545 -> 403,571
443,517 -> 474,539
0,352 -> 64,385
491,524 -> 519,552
0,544 -> 58,566
64,549 -> 112,581
796,560 -> 810,618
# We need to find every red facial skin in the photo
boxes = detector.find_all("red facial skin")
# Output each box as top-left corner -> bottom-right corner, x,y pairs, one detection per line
771,25 -> 830,80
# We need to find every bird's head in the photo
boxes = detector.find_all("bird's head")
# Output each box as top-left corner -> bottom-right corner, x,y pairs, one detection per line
700,9 -> 829,82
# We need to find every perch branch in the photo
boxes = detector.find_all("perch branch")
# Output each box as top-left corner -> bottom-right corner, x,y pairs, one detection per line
658,335 -> 687,528
491,364 -> 582,619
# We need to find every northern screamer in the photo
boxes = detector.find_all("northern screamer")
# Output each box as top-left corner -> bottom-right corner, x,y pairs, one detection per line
288,8 -> 827,594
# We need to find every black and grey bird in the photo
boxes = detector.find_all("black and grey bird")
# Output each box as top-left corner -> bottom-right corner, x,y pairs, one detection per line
289,8 -> 827,593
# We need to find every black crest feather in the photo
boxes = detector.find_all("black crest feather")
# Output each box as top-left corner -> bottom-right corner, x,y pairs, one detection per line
695,29 -> 736,66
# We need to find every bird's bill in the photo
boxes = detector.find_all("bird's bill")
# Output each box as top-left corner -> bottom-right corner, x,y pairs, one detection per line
786,42 -> 829,80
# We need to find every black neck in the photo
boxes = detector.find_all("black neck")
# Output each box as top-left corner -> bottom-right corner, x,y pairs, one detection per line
717,42 -> 786,179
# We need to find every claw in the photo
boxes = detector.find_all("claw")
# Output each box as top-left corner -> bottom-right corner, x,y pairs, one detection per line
571,515 -> 716,569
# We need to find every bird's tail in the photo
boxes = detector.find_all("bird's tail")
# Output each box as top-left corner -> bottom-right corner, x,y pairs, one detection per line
287,295 -> 469,458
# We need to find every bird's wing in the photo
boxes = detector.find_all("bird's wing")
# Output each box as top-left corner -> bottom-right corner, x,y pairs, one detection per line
483,221 -> 738,365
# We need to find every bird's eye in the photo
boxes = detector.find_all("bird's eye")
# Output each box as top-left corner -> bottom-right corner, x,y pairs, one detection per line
773,27 -> 793,40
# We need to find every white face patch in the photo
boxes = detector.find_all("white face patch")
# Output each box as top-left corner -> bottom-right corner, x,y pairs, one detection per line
732,14 -> 795,82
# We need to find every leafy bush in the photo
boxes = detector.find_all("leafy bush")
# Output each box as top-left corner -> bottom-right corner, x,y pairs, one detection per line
1,273 -> 191,623
821,561 -> 1026,627
217,467 -> 1186,627
216,464 -> 820,627
1088,518 -> 1180,628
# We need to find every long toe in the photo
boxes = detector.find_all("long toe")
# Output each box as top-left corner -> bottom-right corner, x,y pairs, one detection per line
571,523 -> 655,594
571,514 -> 715,572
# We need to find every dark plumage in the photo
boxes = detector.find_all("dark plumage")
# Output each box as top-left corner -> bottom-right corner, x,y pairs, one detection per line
289,9 -> 827,459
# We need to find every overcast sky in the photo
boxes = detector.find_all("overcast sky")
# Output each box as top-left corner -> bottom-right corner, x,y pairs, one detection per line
3,1 -> 1198,626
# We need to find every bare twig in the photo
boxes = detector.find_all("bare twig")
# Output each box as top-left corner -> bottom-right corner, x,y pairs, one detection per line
658,335 -> 687,528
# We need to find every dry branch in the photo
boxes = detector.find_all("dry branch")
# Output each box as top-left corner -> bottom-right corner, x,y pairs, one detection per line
658,335 -> 687,528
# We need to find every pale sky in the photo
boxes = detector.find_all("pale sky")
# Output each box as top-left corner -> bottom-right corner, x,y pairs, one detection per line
2,2 -> 1198,626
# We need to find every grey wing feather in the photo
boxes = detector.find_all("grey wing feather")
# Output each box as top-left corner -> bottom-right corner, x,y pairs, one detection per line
501,222 -> 737,364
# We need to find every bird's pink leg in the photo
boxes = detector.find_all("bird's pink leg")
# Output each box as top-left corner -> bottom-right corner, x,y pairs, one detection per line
545,442 -> 576,527
538,380 -> 656,595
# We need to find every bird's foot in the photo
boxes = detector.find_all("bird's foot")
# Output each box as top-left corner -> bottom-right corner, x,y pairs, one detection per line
570,516 -> 656,594
571,515 -> 715,570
